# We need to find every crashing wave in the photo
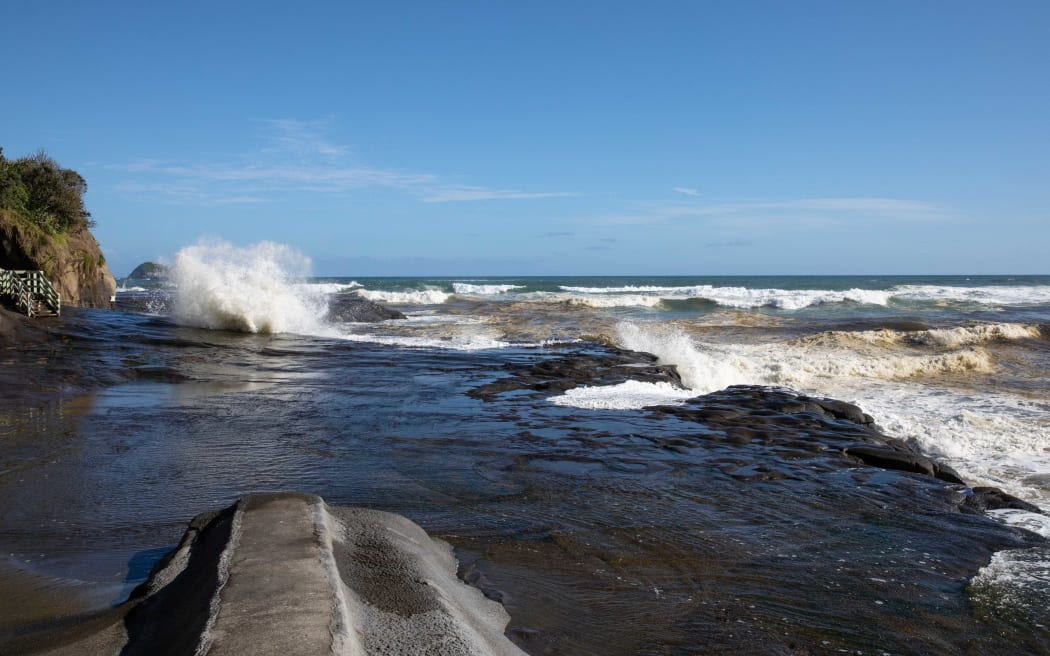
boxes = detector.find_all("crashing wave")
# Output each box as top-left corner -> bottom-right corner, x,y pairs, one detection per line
171,240 -> 330,335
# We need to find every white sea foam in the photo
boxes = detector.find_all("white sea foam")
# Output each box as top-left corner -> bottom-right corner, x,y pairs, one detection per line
612,319 -> 1050,519
171,240 -> 332,335
336,332 -> 512,351
564,294 -> 667,308
890,284 -> 1050,306
549,380 -> 696,410
560,285 -> 701,294
971,510 -> 1050,610
560,282 -> 1050,309
699,286 -> 892,310
355,289 -> 451,305
452,283 -> 525,295
558,285 -> 892,310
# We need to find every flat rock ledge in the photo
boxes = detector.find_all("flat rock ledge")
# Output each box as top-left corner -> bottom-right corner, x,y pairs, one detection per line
8,493 -> 527,656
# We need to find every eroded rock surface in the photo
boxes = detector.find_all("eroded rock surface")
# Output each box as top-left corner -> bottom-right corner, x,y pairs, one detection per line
4,494 -> 526,656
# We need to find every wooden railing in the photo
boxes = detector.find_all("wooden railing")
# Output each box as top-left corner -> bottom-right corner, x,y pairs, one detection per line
0,268 -> 61,316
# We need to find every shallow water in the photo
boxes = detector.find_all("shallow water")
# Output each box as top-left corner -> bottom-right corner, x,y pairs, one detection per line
2,301 -> 1049,654
10,264 -> 1050,651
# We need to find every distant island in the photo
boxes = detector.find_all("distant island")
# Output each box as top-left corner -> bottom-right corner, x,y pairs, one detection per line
127,261 -> 169,280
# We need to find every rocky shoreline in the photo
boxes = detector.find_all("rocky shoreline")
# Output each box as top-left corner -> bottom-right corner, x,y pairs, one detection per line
1,493 -> 527,656
1,322 -> 1047,654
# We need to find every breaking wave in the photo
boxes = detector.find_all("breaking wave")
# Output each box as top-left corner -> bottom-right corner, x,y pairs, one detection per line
558,285 -> 892,310
355,289 -> 451,305
614,321 -> 996,395
797,323 -> 1042,350
891,284 -> 1050,306
171,240 -> 331,335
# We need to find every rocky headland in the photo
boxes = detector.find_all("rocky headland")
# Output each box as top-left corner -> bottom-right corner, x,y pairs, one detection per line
126,261 -> 169,280
0,149 -> 116,309
0,218 -> 116,308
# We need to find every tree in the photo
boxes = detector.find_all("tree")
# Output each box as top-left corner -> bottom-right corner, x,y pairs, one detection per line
0,148 -> 93,234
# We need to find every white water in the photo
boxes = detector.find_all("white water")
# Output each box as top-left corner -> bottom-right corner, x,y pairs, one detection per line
557,284 -> 892,309
550,282 -> 1050,310
594,318 -> 1050,595
336,332 -> 513,351
892,284 -> 1050,306
171,240 -> 334,335
452,283 -> 525,295
609,320 -> 1050,496
355,288 -> 451,305
549,380 -> 696,410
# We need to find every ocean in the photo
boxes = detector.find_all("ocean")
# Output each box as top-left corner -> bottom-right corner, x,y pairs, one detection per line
2,243 -> 1049,654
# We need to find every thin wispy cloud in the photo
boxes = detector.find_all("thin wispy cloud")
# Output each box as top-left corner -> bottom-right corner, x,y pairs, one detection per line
595,197 -> 951,226
673,187 -> 702,197
112,120 -> 570,205
422,187 -> 575,203
261,119 -> 348,158
114,181 -> 271,205
540,231 -> 575,238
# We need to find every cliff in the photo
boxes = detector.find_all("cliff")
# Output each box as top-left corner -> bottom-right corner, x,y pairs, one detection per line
0,209 -> 116,308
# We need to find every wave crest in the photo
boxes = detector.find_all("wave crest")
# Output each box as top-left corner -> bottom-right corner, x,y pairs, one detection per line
355,289 -> 451,304
557,285 -> 891,310
171,240 -> 330,334
798,323 -> 1041,350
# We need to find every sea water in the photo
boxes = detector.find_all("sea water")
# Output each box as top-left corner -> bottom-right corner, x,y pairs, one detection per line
3,241 -> 1049,653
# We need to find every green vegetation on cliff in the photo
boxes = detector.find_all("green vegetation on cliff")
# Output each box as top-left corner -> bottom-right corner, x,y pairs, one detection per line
0,147 -> 116,307
0,147 -> 93,236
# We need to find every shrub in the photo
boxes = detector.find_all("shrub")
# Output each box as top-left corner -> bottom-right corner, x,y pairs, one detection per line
0,147 -> 94,235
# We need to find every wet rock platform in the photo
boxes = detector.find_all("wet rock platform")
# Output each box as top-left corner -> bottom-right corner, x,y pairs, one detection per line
3,493 -> 526,656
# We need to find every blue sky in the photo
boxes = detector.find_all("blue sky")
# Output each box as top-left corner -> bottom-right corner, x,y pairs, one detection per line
2,1 -> 1048,276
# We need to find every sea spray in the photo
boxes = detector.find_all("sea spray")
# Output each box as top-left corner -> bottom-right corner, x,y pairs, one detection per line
172,240 -> 330,334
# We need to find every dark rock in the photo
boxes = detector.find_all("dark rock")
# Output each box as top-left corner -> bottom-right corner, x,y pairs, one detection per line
0,306 -> 48,345
962,486 -> 1044,514
326,293 -> 405,323
804,397 -> 875,425
845,444 -> 937,477
468,344 -> 684,401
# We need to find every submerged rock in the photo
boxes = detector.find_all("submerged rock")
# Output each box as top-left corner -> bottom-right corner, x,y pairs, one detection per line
4,493 -> 526,656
